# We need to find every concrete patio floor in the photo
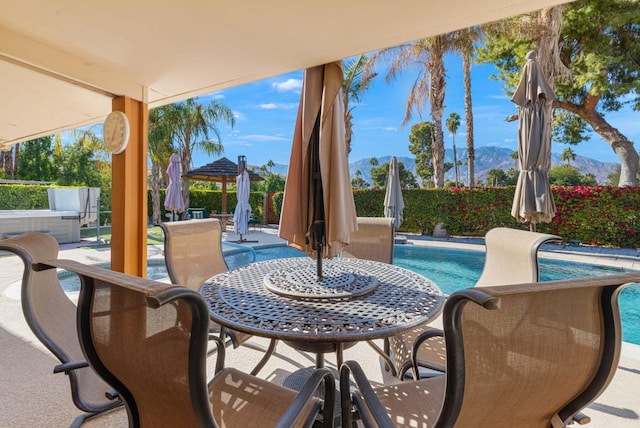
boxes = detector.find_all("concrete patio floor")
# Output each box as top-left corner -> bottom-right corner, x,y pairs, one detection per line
1,227 -> 639,427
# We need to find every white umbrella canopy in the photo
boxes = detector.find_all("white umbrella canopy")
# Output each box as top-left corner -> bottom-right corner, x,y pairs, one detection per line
234,170 -> 252,235
384,156 -> 405,229
164,153 -> 185,220
279,61 -> 357,276
510,50 -> 557,230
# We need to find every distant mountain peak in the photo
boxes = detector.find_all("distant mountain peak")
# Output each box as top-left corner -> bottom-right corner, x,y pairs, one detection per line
269,146 -> 618,185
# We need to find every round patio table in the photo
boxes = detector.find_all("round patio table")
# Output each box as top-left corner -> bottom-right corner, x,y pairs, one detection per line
201,257 -> 445,368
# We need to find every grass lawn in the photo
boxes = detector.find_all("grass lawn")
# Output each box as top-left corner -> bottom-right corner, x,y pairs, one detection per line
80,226 -> 165,246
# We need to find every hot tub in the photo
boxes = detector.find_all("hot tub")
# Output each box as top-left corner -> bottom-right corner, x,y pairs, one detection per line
0,210 -> 80,244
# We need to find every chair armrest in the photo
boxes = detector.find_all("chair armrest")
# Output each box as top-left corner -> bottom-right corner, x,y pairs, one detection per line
571,412 -> 591,425
276,367 -> 335,428
339,360 -> 394,428
53,360 -> 90,374
412,328 -> 446,380
208,334 -> 226,374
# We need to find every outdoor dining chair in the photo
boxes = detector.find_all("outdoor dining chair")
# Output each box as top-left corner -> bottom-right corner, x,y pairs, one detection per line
0,232 -> 122,426
388,227 -> 561,379
340,216 -> 399,373
342,217 -> 395,264
340,272 -> 640,427
36,259 -> 336,428
159,218 -> 277,374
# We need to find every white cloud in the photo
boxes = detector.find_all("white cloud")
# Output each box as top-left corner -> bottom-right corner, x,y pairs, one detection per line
272,79 -> 303,92
241,134 -> 288,142
233,111 -> 246,120
258,102 -> 298,110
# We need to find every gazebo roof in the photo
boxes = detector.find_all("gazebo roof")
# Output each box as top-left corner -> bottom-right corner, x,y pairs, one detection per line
183,157 -> 263,182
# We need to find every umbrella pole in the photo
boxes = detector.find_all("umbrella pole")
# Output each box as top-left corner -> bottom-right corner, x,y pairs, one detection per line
317,241 -> 323,280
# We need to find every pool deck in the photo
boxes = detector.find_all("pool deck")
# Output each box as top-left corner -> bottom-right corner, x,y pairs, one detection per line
1,226 -> 639,426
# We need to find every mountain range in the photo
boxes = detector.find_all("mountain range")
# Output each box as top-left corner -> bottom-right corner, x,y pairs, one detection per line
268,146 -> 619,185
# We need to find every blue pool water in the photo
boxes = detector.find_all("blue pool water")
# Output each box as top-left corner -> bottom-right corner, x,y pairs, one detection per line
60,243 -> 640,344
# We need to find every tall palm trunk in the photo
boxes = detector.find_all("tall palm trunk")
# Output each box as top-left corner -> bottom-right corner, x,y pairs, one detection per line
430,45 -> 446,187
463,54 -> 475,186
151,162 -> 162,224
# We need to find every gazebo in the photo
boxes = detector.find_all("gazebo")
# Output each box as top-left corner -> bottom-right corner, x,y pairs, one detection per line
183,157 -> 263,213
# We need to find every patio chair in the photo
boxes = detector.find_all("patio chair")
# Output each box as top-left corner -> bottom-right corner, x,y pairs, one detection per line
159,218 -> 276,374
339,217 -> 399,372
342,217 -> 395,263
37,259 -> 335,428
0,232 -> 122,426
388,227 -> 561,379
340,272 -> 640,428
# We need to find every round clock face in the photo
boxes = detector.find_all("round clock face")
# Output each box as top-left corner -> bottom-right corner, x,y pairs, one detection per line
103,111 -> 130,154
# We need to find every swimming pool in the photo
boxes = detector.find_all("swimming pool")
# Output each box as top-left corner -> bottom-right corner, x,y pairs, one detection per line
60,243 -> 640,344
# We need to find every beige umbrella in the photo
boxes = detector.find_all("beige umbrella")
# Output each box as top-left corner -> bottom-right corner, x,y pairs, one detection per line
279,61 -> 357,278
510,50 -> 557,231
384,156 -> 404,229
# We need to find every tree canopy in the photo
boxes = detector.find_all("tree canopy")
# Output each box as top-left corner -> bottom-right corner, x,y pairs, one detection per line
478,0 -> 640,186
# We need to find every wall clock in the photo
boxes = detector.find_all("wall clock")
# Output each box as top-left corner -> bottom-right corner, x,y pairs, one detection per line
103,111 -> 130,154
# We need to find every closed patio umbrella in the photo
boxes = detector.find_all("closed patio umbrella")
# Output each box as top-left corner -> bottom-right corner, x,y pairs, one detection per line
384,156 -> 404,229
279,61 -> 357,279
164,153 -> 185,221
510,50 -> 556,231
233,157 -> 257,243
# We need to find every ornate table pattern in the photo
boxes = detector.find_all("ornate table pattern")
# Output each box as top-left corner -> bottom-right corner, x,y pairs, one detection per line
201,257 -> 445,344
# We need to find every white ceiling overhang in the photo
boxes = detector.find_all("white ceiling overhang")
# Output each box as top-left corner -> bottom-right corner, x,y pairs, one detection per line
0,0 -> 572,148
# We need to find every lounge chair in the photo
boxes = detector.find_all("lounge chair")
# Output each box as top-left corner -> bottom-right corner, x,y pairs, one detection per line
159,218 -> 276,374
388,227 -> 561,379
0,233 -> 122,426
340,272 -> 640,427
37,259 -> 335,428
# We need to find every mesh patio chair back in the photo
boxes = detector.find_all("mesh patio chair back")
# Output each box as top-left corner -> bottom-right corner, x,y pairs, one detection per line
475,227 -> 561,286
341,272 -> 639,427
0,233 -> 121,421
159,217 -> 277,373
342,217 -> 394,263
388,227 -> 561,378
41,259 -> 335,428
159,218 -> 228,290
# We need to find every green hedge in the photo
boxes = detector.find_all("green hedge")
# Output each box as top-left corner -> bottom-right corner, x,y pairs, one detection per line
0,185 -> 264,225
3,184 -> 638,247
354,186 -> 640,248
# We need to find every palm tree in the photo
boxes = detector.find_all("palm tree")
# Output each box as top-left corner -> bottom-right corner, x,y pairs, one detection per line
451,27 -> 482,186
266,159 -> 275,173
446,112 -> 461,185
342,55 -> 376,155
561,147 -> 576,166
511,150 -> 519,170
367,34 -> 457,187
161,98 -> 235,208
148,107 -> 176,224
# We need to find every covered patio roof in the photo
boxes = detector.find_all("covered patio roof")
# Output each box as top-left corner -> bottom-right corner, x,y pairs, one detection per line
0,0 -> 571,148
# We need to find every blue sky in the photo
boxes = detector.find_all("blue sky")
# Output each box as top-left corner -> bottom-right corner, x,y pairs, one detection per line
191,53 -> 638,171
